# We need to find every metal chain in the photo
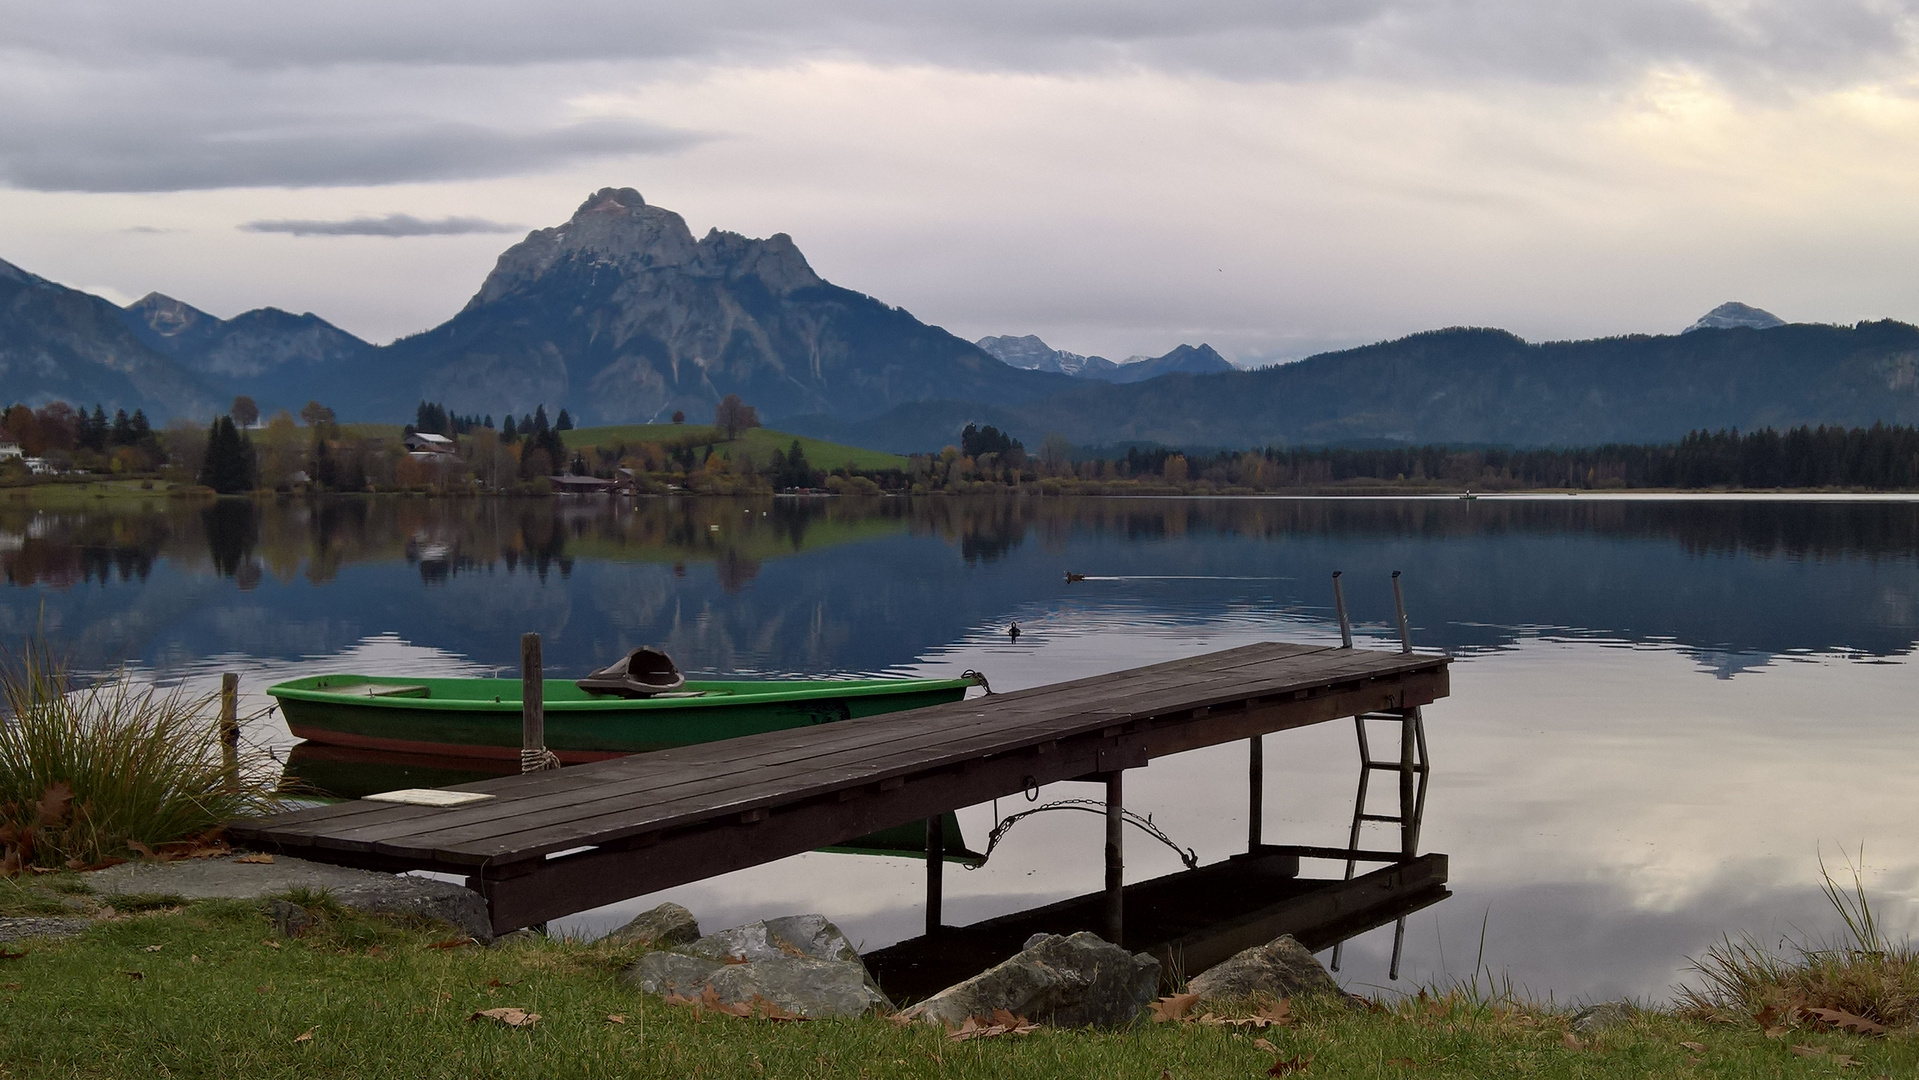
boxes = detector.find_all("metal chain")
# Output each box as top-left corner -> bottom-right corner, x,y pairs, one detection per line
966,798 -> 1199,870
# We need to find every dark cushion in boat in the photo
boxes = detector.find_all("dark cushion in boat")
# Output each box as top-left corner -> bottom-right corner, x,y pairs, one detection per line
577,646 -> 686,698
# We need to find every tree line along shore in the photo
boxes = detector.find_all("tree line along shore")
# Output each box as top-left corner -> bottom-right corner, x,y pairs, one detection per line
4,394 -> 1918,498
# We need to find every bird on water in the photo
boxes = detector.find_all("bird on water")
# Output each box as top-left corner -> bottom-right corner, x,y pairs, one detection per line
1008,623 -> 1021,643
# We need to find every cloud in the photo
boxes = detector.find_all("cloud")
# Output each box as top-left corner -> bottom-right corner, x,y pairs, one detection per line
239,213 -> 523,237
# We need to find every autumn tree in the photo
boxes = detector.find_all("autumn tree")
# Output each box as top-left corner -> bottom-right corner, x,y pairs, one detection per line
230,395 -> 260,428
299,401 -> 337,428
714,395 -> 759,441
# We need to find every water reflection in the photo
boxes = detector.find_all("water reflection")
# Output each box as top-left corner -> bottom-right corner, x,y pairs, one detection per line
1,493 -> 1916,1000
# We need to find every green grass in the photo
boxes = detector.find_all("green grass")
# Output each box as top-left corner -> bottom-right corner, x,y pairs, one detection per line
0,900 -> 1910,1079
0,479 -> 186,509
563,424 -> 909,473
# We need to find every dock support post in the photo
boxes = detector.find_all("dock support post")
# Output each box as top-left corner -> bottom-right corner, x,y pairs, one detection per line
218,673 -> 239,786
1332,571 -> 1353,648
521,633 -> 558,773
1247,736 -> 1263,850
924,816 -> 944,935
1104,771 -> 1124,945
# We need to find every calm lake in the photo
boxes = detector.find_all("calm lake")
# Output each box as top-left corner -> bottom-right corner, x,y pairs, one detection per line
6,492 -> 1916,1004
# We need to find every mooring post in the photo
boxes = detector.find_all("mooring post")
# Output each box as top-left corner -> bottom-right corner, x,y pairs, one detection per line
924,816 -> 944,936
1104,771 -> 1124,945
1332,570 -> 1353,648
218,672 -> 239,785
521,633 -> 551,773
1391,570 -> 1412,653
1247,736 -> 1264,851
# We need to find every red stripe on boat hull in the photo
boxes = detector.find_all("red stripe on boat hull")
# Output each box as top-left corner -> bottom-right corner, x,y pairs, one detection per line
287,725 -> 628,764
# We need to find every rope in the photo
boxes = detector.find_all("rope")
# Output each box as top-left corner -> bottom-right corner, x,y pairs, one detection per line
966,798 -> 1199,871
961,669 -> 992,695
520,747 -> 562,773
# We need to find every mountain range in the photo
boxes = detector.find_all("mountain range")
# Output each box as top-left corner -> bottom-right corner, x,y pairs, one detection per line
2,189 -> 1917,452
974,335 -> 1235,382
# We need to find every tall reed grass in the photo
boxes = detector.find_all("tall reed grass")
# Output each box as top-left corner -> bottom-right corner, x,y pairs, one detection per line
0,635 -> 277,873
1677,849 -> 1917,1032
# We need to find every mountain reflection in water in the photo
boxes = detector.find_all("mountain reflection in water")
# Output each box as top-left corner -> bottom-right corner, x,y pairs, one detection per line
0,492 -> 1914,1001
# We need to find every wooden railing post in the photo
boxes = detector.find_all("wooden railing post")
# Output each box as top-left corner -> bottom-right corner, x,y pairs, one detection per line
521,633 -> 554,773
924,816 -> 944,935
1104,771 -> 1124,946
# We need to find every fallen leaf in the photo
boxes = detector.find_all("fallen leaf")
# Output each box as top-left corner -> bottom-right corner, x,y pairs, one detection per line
1790,1045 -> 1826,1058
1561,1033 -> 1582,1050
234,853 -> 274,864
483,978 -> 515,988
256,985 -> 273,994
1755,1005 -> 1790,1029
700,986 -> 753,1018
1150,993 -> 1201,1022
123,971 -> 143,981
0,949 -> 26,961
1253,1038 -> 1278,1053
262,940 -> 280,950
365,946 -> 385,958
1257,1000 -> 1294,1027
1686,1056 -> 1704,1067
293,1028 -> 315,1044
1806,1008 -> 1888,1037
1679,1041 -> 1706,1053
141,944 -> 163,953
605,1014 -> 626,1025
1387,1059 -> 1420,1069
470,1007 -> 540,1028
885,1012 -> 914,1027
426,938 -> 474,950
1268,1055 -> 1312,1076
1765,1026 -> 1789,1039
2,982 -> 20,990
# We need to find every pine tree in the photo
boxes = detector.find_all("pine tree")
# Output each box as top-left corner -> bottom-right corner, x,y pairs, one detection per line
198,417 -> 257,494
110,409 -> 132,447
555,409 -> 574,432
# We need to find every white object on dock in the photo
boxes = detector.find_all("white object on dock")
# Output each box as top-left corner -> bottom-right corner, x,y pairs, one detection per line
363,788 -> 495,807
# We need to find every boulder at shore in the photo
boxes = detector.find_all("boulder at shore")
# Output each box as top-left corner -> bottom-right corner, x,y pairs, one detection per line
605,902 -> 701,948
618,914 -> 889,1019
903,931 -> 1161,1029
1187,934 -> 1339,1002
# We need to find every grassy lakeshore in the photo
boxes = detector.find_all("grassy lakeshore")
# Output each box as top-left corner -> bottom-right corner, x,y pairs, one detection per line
0,890 -> 1909,1079
0,478 -> 191,509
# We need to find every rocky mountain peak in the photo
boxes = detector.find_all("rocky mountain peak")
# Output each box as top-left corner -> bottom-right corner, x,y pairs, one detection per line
126,292 -> 215,338
1686,302 -> 1785,332
468,188 -> 821,309
0,256 -> 45,287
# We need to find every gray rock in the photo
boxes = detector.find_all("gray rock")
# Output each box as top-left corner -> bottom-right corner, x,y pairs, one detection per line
904,931 -> 1160,1029
83,855 -> 493,943
1187,935 -> 1339,1001
606,902 -> 700,948
1570,1000 -> 1635,1034
269,899 -> 314,938
618,913 -> 889,1018
683,913 -> 860,964
620,951 -> 728,996
0,917 -> 90,944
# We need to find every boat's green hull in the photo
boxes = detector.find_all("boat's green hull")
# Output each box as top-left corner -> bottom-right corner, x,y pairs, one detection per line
269,673 -> 973,763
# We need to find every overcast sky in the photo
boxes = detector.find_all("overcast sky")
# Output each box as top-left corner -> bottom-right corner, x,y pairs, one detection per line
4,1 -> 1918,363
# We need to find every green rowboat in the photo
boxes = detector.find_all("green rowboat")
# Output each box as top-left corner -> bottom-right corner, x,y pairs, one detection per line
268,673 -> 979,764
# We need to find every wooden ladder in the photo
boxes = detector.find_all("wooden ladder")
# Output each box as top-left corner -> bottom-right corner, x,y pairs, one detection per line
1330,705 -> 1430,979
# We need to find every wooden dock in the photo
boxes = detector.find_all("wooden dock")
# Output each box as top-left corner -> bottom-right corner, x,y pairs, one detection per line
231,642 -> 1450,937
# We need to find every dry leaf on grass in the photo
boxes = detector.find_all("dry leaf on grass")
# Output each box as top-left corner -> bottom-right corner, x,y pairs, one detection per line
1806,1008 -> 1888,1037
1253,1038 -> 1278,1053
293,1028 -> 315,1044
470,1007 -> 540,1028
1764,1026 -> 1789,1039
1267,1055 -> 1312,1076
2,982 -> 20,990
1150,993 -> 1200,1022
1679,1041 -> 1706,1053
141,945 -> 163,952
605,1014 -> 626,1025
262,940 -> 280,949
0,949 -> 27,961
1561,1033 -> 1582,1050
426,938 -> 474,950
123,971 -> 143,980
886,1011 -> 914,1027
234,853 -> 274,864
483,978 -> 515,988
946,1013 -> 1038,1041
